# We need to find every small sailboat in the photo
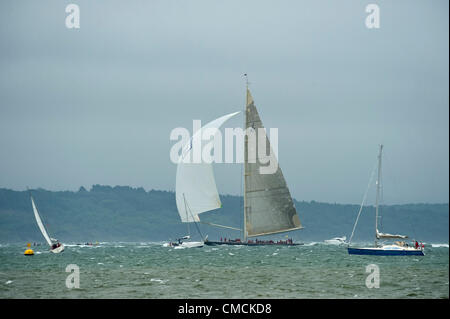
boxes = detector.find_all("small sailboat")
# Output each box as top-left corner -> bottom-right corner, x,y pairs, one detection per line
30,193 -> 65,254
347,145 -> 424,256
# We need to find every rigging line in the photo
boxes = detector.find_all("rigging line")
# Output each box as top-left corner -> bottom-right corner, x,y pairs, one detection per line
185,199 -> 205,240
348,159 -> 379,245
199,221 -> 242,231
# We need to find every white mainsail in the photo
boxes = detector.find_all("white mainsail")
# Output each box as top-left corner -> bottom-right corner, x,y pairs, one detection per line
31,197 -> 53,246
175,111 -> 240,222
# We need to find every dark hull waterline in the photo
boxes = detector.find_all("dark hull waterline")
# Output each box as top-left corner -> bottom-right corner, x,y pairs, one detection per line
205,241 -> 303,246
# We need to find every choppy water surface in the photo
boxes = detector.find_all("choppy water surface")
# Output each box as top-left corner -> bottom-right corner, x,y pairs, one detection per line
0,242 -> 448,298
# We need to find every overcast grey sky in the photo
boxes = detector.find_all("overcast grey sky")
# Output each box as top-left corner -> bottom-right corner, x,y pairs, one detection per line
0,0 -> 448,204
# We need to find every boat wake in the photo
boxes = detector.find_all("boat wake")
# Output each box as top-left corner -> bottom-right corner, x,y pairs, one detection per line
431,243 -> 449,248
303,242 -> 320,246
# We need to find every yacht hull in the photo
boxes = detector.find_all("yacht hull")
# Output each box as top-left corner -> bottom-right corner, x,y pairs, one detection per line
167,241 -> 204,249
50,244 -> 65,254
205,241 -> 302,246
348,247 -> 424,256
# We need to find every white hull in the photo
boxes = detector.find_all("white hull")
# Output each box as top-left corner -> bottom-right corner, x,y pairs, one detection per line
50,244 -> 65,253
380,244 -> 423,252
168,241 -> 204,249
176,241 -> 203,249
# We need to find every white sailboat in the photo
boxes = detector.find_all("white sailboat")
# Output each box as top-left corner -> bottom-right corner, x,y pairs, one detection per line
30,194 -> 64,253
347,145 -> 424,256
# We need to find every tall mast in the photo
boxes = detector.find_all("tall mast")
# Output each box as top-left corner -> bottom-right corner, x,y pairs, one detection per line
374,144 -> 383,247
243,74 -> 249,242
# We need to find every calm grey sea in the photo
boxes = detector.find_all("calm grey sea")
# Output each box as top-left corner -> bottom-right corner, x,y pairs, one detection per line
0,242 -> 448,299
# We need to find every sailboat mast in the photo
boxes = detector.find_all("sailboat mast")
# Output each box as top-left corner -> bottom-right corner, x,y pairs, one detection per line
374,144 -> 383,247
243,75 -> 248,243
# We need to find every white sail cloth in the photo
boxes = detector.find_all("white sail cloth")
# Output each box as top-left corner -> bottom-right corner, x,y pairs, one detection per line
31,197 -> 53,246
175,111 -> 240,223
376,229 -> 408,239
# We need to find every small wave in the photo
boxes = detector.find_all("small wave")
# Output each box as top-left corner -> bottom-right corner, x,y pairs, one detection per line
323,241 -> 346,246
304,242 -> 319,246
150,278 -> 167,284
66,244 -> 99,248
5,280 -> 13,285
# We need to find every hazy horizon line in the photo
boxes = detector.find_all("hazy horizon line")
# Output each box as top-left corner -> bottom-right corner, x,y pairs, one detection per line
1,184 -> 448,207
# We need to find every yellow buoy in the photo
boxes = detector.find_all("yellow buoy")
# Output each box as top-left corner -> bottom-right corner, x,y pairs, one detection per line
24,243 -> 34,255
24,248 -> 34,255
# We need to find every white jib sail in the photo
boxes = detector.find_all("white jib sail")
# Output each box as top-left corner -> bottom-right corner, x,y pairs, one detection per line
176,111 -> 240,223
31,197 -> 53,246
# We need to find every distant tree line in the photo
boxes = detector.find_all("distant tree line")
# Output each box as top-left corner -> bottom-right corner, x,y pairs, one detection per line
0,186 -> 447,243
